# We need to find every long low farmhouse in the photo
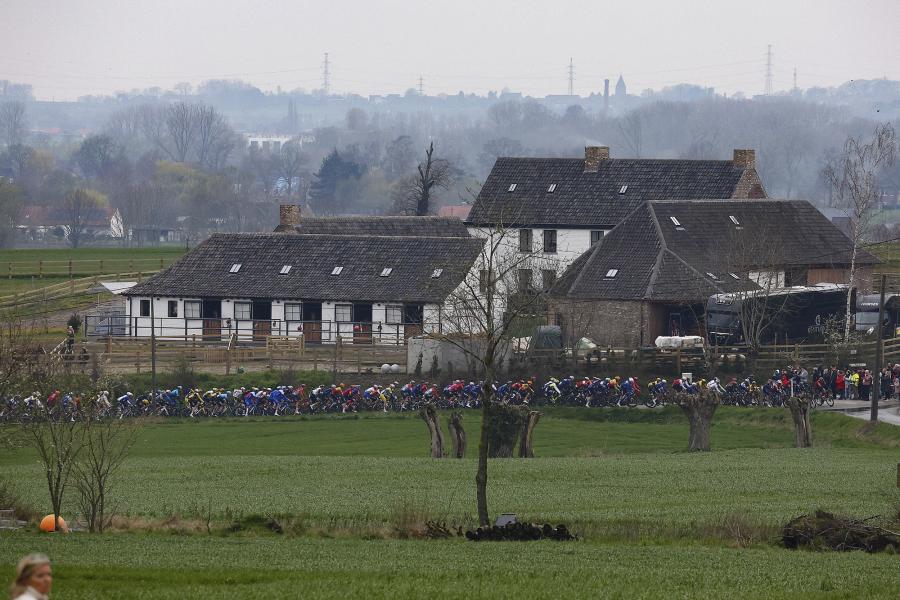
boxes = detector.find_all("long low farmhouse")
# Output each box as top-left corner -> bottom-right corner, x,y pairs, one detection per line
123,213 -> 483,344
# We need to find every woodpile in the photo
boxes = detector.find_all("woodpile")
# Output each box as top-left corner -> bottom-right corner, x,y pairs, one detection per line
782,511 -> 900,552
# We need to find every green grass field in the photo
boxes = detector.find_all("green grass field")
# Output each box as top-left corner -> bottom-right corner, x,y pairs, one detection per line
2,533 -> 899,599
2,408 -> 899,598
0,246 -> 185,282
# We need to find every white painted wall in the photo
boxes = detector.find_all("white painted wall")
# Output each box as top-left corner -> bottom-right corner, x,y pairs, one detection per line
466,225 -> 605,281
125,296 -> 442,345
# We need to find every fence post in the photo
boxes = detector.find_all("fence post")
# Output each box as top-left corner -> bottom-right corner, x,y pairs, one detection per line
225,346 -> 231,375
313,349 -> 318,371
106,336 -> 112,356
38,260 -> 42,279
357,348 -> 361,374
7,262 -> 10,279
136,350 -> 141,374
100,260 -> 104,274
68,260 -> 73,278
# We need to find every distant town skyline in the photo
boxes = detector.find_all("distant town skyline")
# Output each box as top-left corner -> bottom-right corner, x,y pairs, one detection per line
1,0 -> 898,101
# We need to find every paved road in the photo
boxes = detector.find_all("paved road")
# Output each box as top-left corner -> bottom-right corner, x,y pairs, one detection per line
841,403 -> 900,425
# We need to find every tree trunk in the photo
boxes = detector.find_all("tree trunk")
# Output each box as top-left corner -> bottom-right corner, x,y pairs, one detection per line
419,403 -> 444,458
487,404 -> 525,458
476,377 -> 493,527
677,392 -> 718,451
448,411 -> 467,458
787,395 -> 813,448
517,411 -> 541,458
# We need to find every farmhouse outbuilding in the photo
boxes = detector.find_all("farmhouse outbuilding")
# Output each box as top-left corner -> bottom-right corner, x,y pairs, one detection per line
549,199 -> 878,347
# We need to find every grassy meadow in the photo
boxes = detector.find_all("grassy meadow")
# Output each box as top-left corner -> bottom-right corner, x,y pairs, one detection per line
2,407 -> 899,598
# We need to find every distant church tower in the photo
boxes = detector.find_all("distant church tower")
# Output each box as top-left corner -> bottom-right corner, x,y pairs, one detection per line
615,74 -> 626,98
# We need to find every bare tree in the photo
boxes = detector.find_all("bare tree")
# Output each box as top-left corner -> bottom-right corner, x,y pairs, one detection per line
435,214 -> 559,526
708,228 -> 796,352
276,143 -> 308,198
73,417 -> 141,532
22,406 -> 84,531
824,123 -> 897,340
0,101 -> 27,147
65,188 -> 99,248
393,141 -> 451,215
195,105 -> 236,170
165,102 -> 198,163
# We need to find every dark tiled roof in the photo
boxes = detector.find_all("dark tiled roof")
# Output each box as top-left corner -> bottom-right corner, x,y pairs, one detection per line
466,157 -> 753,228
126,233 -> 483,303
289,216 -> 469,237
554,199 -> 878,302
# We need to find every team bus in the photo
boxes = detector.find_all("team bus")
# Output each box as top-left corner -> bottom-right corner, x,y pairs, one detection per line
706,283 -> 853,345
855,294 -> 900,338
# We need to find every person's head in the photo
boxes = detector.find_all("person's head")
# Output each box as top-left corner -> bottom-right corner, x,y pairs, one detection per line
10,553 -> 52,598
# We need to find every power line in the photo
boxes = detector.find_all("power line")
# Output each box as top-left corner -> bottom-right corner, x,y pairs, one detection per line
322,52 -> 331,95
567,58 -> 575,96
764,44 -> 774,95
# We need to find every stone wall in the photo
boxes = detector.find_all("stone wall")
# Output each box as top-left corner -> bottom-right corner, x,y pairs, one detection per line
550,299 -> 659,348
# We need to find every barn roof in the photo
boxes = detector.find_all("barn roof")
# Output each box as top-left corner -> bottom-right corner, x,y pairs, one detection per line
289,216 -> 469,237
553,199 -> 878,302
466,155 -> 761,228
126,233 -> 483,303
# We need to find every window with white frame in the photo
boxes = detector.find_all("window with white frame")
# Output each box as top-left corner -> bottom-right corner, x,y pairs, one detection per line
385,305 -> 403,324
335,304 -> 352,322
279,265 -> 292,274
184,301 -> 201,318
284,303 -> 302,321
229,263 -> 241,273
167,300 -> 178,318
139,299 -> 150,317
234,302 -> 251,320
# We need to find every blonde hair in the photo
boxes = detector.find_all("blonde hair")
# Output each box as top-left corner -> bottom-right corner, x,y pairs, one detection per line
10,554 -> 50,599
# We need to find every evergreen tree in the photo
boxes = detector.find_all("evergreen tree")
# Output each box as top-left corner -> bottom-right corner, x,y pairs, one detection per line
309,150 -> 365,214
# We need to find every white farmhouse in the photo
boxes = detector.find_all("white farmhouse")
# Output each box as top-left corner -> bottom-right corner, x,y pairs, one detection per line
122,209 -> 484,344
465,146 -> 768,283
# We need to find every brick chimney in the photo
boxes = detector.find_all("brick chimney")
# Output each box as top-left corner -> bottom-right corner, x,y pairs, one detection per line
275,204 -> 301,232
732,149 -> 756,169
584,146 -> 610,172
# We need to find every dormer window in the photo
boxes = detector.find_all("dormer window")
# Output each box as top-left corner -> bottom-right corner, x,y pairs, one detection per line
729,215 -> 740,225
229,263 -> 241,273
729,272 -> 740,280
619,185 -> 628,194
431,269 -> 443,278
670,216 -> 681,226
605,269 -> 619,278
706,272 -> 721,282
507,183 -> 517,192
547,184 -> 557,193
380,268 -> 393,277
279,265 -> 292,275
331,266 -> 343,276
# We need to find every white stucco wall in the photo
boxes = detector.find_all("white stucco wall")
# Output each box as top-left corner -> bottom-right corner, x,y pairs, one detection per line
466,225 -> 605,282
124,296 -> 442,345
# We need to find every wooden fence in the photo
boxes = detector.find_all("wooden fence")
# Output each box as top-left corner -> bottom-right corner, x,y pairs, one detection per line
4,257 -> 175,279
0,271 -> 150,312
85,335 -> 407,375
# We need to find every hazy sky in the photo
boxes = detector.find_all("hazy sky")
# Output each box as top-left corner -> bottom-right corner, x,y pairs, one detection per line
2,0 -> 898,101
